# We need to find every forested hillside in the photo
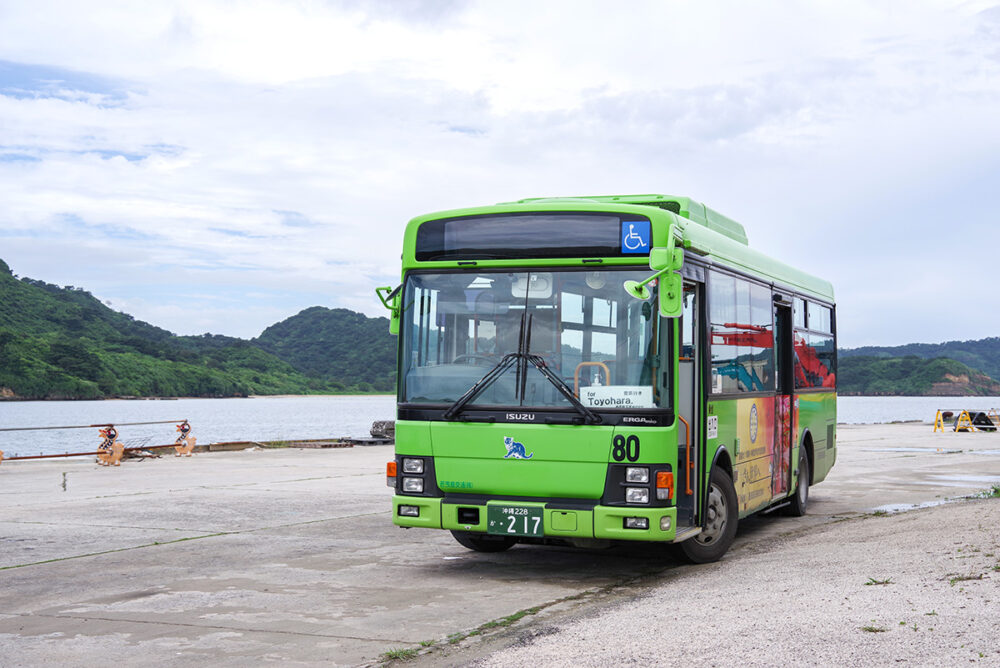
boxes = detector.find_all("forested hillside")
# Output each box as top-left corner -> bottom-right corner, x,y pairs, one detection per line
254,307 -> 396,392
838,356 -> 1000,396
8,253 -> 999,399
841,338 -> 1000,382
0,259 -> 394,399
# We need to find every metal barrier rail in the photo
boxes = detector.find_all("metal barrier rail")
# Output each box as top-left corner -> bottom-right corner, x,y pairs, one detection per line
0,420 -> 196,466
0,419 -> 187,432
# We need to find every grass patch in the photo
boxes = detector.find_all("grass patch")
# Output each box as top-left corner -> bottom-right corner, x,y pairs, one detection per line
861,625 -> 887,633
380,648 -> 418,661
976,484 -> 1000,499
499,607 -> 541,625
439,605 -> 546,648
949,574 -> 984,586
865,577 -> 893,586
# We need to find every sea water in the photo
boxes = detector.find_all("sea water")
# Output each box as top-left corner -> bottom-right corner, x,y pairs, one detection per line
0,395 -> 395,458
836,396 -> 1000,425
3,394 -> 999,458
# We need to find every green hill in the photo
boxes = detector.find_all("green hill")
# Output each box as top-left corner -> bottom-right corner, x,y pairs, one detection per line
838,356 -> 1000,396
254,306 -> 396,392
0,259 -> 392,399
841,338 -> 1000,382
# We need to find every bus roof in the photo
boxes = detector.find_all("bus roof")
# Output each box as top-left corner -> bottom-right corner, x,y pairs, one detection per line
403,194 -> 834,303
506,194 -> 748,246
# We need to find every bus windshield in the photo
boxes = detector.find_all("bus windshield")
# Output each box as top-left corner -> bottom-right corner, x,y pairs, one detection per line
400,269 -> 669,411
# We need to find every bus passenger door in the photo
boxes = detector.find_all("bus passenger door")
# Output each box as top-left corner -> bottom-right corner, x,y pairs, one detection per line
772,300 -> 794,500
676,282 -> 700,527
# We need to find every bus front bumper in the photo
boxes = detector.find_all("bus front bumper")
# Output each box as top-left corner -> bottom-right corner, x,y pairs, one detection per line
392,496 -> 678,542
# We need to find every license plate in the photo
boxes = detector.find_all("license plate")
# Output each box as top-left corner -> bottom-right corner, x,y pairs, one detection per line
487,505 -> 544,537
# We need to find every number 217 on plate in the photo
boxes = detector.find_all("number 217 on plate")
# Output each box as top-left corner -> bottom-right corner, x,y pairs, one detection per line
487,505 -> 543,537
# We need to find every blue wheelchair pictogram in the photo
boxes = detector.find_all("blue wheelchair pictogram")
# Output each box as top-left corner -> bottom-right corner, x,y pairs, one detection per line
621,220 -> 650,254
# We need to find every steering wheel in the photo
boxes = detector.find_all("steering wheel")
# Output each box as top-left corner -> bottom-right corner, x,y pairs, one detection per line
452,354 -> 497,366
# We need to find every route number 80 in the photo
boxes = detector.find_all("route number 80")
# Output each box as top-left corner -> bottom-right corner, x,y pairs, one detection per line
612,434 -> 640,462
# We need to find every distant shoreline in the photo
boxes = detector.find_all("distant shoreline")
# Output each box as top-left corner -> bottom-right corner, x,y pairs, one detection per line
0,393 -> 395,402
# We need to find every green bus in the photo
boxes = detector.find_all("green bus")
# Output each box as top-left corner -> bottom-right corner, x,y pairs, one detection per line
378,194 -> 836,563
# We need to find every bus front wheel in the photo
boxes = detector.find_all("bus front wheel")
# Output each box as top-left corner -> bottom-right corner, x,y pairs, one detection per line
450,531 -> 517,553
679,467 -> 738,564
785,449 -> 810,517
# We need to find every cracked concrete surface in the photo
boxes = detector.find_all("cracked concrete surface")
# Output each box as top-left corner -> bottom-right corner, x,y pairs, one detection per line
0,424 -> 998,666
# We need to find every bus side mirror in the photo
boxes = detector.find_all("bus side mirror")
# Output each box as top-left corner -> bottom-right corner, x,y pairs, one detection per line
659,246 -> 683,318
649,246 -> 672,271
376,285 -> 402,335
624,246 -> 683,318
659,271 -> 682,318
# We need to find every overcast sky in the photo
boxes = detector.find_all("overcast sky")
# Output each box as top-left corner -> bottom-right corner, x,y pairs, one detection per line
1,1 -> 998,347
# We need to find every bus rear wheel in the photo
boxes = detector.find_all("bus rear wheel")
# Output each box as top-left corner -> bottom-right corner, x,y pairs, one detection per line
678,467 -> 738,564
785,449 -> 810,517
451,531 -> 518,552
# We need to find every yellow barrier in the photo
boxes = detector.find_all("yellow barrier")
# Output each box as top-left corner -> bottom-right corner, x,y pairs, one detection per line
935,408 -> 999,433
954,410 -> 975,432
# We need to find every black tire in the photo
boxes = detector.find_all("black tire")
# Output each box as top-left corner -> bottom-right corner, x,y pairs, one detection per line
679,467 -> 738,564
450,530 -> 517,553
785,448 -> 810,517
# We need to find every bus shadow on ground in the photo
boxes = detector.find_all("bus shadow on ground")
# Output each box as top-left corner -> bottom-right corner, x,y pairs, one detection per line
413,539 -> 689,587
408,512 -> 811,587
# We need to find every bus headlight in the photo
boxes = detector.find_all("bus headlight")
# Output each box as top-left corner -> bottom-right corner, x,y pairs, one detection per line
398,505 -> 420,517
402,457 -> 424,474
402,477 -> 424,493
626,467 -> 649,483
626,487 -> 649,504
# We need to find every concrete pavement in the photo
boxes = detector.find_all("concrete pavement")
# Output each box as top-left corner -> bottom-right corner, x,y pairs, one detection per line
0,423 -> 998,666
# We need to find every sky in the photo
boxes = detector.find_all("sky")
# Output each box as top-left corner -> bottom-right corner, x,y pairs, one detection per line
1,0 -> 999,347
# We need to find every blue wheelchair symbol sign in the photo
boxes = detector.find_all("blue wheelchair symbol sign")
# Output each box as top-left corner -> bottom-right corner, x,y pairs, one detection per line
621,220 -> 650,254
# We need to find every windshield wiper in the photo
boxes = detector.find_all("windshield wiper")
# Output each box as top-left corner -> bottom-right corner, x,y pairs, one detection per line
442,353 -> 604,424
443,308 -> 603,424
442,352 -> 602,424
522,353 -> 602,425
442,353 -> 521,420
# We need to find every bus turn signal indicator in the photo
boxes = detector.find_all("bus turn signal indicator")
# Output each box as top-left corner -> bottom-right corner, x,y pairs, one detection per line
656,471 -> 674,500
386,461 -> 397,488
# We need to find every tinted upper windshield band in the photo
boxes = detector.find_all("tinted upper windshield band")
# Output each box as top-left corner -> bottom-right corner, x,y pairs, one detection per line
415,213 -> 652,261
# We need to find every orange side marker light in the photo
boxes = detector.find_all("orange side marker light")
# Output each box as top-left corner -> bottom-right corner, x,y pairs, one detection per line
656,471 -> 674,501
386,461 -> 397,488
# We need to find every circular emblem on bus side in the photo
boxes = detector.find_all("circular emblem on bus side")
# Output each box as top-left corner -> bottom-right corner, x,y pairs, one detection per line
749,403 -> 758,444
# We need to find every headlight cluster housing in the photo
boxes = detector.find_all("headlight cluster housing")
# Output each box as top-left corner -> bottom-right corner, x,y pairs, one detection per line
602,463 -> 672,507
393,455 -> 439,498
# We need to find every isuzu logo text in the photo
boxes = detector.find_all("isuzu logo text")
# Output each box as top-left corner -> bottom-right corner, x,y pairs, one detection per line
506,413 -> 535,421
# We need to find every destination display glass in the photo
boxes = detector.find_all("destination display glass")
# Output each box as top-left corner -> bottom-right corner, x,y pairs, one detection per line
414,213 -> 653,260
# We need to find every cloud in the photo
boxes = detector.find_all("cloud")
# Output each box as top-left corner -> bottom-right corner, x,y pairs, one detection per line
0,0 -> 999,347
